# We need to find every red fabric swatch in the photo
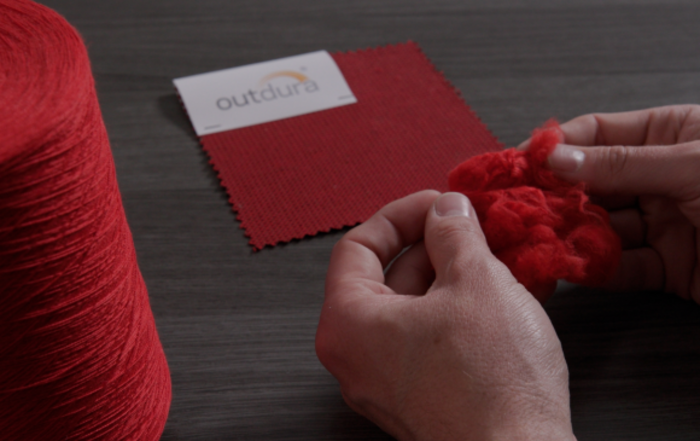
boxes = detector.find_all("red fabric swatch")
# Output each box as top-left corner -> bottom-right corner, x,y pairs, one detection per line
448,121 -> 622,303
200,42 -> 501,249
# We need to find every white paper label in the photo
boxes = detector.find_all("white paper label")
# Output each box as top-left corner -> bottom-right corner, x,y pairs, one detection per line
173,51 -> 357,136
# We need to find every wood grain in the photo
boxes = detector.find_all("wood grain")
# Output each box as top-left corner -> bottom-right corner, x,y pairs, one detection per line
37,0 -> 700,439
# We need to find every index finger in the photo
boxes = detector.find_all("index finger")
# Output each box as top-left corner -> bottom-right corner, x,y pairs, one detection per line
560,105 -> 698,147
325,190 -> 440,297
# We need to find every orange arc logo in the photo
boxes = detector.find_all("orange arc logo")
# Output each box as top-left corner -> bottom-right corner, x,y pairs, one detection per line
258,70 -> 309,86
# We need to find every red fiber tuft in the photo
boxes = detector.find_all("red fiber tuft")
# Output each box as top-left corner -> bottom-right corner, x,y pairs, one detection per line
448,121 -> 621,303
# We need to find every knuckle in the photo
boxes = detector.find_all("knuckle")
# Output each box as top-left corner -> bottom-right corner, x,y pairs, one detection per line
340,385 -> 368,411
438,247 -> 509,293
315,320 -> 338,368
330,237 -> 345,257
599,145 -> 630,181
445,255 -> 487,283
685,104 -> 700,121
434,217 -> 482,245
451,256 -> 512,290
692,285 -> 700,305
683,108 -> 700,141
331,233 -> 352,254
315,301 -> 358,370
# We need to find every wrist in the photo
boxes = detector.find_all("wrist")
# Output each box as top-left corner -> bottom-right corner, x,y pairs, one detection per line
402,389 -> 576,441
487,419 -> 576,441
483,392 -> 576,441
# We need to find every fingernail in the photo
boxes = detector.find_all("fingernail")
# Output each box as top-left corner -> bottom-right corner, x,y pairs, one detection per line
548,144 -> 585,172
435,192 -> 472,217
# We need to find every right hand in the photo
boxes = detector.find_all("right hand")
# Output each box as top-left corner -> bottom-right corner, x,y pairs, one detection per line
533,105 -> 700,302
317,191 -> 575,441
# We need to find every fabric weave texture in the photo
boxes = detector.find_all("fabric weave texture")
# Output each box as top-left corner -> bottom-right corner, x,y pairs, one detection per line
200,42 -> 502,249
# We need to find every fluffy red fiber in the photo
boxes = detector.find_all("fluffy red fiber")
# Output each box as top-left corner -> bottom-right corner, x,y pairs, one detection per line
448,121 -> 621,303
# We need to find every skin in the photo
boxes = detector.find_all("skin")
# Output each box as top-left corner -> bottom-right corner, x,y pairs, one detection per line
316,105 -> 700,440
537,104 -> 700,302
316,191 -> 575,440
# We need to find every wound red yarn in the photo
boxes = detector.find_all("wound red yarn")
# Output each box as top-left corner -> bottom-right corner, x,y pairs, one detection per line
0,1 -> 171,439
448,121 -> 621,303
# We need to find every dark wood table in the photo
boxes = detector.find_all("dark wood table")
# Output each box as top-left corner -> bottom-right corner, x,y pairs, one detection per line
40,0 -> 700,439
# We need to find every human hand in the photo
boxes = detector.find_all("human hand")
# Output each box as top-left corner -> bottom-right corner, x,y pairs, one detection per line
530,105 -> 700,302
316,190 -> 575,441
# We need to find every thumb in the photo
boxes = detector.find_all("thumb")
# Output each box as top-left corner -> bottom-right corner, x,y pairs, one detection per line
425,192 -> 511,288
547,141 -> 700,198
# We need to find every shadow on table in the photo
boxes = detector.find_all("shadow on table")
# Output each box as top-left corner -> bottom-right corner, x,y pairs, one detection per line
158,93 -> 198,142
547,283 -> 700,440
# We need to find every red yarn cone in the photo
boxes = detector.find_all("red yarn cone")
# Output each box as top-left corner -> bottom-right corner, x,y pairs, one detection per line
0,1 -> 171,439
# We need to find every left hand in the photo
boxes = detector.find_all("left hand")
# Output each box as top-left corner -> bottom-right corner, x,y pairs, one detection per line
520,105 -> 700,301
